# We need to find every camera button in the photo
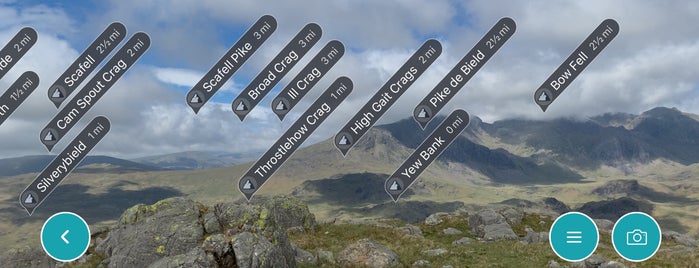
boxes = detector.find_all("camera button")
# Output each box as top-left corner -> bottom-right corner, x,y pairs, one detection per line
612,212 -> 661,262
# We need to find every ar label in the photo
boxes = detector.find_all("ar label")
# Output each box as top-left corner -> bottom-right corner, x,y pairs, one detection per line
0,27 -> 37,81
186,15 -> 277,113
535,19 -> 619,112
0,71 -> 39,127
233,23 -> 322,121
49,22 -> 127,107
413,17 -> 515,129
239,77 -> 353,200
386,109 -> 469,201
40,32 -> 150,151
273,40 -> 345,120
334,39 -> 442,156
20,116 -> 111,215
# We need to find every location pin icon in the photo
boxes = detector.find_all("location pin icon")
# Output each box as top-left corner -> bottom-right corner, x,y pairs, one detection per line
385,177 -> 405,202
232,98 -> 251,121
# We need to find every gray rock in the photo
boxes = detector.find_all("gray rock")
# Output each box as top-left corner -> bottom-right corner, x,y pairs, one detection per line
585,254 -> 606,267
499,207 -> 524,225
522,227 -> 549,244
148,248 -> 215,268
470,209 -> 506,227
442,266 -> 454,268
317,249 -> 335,264
452,237 -> 474,245
0,246 -> 58,268
200,234 -> 236,267
469,208 -> 514,239
567,261 -> 586,268
94,195 -> 310,268
202,209 -> 221,234
443,227 -> 463,235
594,219 -> 614,232
412,259 -> 430,267
546,259 -> 562,268
215,195 -> 317,233
232,232 -> 292,268
425,212 -> 447,225
422,248 -> 448,257
599,261 -> 626,268
292,243 -> 317,265
338,238 -> 399,268
97,197 -> 207,268
482,223 -> 518,241
396,224 -> 424,237
663,231 -> 698,247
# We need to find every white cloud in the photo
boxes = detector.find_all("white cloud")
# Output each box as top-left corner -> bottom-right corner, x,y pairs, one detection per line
1,0 -> 699,159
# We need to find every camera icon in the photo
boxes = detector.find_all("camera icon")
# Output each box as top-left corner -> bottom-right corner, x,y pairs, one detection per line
626,229 -> 648,246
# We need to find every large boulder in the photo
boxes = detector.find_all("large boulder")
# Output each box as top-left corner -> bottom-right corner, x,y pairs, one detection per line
0,246 -> 57,268
95,195 -> 316,267
522,227 -> 549,244
482,223 -> 518,241
215,195 -> 317,234
232,232 -> 293,268
97,197 -> 207,267
395,224 -> 423,238
663,231 -> 698,247
148,248 -> 215,268
469,208 -> 518,240
338,238 -> 399,268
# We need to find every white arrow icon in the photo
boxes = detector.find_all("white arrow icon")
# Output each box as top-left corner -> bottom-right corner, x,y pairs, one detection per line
61,230 -> 69,244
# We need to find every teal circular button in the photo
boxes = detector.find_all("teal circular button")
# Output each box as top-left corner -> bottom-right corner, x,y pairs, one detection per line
40,212 -> 90,262
549,212 -> 599,262
612,212 -> 661,262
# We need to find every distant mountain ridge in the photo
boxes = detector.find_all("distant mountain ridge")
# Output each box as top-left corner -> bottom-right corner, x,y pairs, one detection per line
0,155 -> 159,177
377,117 -> 583,184
132,151 -> 259,170
3,107 -> 699,183
481,107 -> 699,168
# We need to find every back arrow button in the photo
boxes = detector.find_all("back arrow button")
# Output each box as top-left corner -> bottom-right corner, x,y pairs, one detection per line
61,230 -> 69,244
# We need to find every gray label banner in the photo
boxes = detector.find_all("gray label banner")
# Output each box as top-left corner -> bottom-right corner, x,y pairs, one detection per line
334,39 -> 442,156
535,19 -> 619,112
239,76 -> 353,200
386,109 -> 469,202
49,22 -> 127,108
187,15 -> 277,113
40,32 -> 150,151
20,116 -> 111,215
273,40 -> 344,120
413,17 -> 515,129
0,27 -> 37,81
232,23 -> 322,121
0,71 -> 39,127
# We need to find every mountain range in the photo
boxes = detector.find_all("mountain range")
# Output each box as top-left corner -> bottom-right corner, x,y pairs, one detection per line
2,106 -> 699,251
3,106 -> 699,184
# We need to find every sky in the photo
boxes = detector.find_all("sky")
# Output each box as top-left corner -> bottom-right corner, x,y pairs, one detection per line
0,0 -> 698,158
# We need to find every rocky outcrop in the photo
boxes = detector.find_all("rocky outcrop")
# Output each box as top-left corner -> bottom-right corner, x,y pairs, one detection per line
663,231 -> 698,247
592,179 -> 642,196
577,197 -> 652,221
442,227 -> 463,235
395,224 -> 424,238
338,238 -> 399,268
0,246 -> 58,268
522,227 -> 549,244
469,208 -> 518,241
96,197 -> 206,267
94,195 -> 316,268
